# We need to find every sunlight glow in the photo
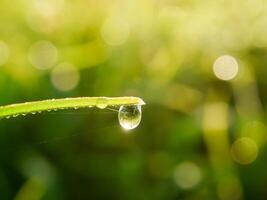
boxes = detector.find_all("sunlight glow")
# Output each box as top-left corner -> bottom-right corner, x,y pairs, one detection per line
34,0 -> 64,18
27,0 -> 64,33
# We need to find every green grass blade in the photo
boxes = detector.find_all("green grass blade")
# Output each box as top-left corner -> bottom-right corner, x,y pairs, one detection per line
0,96 -> 145,119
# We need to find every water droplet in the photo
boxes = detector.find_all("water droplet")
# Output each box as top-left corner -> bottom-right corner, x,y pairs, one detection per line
118,105 -> 142,130
5,116 -> 10,119
96,97 -> 108,109
31,112 -> 36,115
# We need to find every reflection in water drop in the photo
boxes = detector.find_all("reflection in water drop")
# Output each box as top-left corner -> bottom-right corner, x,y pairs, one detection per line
118,105 -> 142,130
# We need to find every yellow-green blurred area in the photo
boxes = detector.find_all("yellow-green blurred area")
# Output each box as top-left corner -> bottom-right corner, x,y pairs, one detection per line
1,0 -> 267,199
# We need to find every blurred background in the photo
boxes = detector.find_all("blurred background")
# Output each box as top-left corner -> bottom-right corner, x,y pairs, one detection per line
0,0 -> 267,199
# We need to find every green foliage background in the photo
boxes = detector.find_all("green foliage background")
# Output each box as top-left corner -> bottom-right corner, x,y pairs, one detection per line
0,0 -> 267,199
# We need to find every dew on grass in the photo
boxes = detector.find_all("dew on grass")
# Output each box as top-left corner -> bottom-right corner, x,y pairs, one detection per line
96,97 -> 108,109
118,105 -> 142,130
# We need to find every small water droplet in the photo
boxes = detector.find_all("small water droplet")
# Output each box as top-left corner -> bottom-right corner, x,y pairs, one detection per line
96,97 -> 108,109
118,105 -> 142,130
6,116 -> 10,119
31,112 -> 36,115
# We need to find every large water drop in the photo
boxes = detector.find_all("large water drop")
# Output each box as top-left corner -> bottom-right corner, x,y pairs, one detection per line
118,105 -> 142,130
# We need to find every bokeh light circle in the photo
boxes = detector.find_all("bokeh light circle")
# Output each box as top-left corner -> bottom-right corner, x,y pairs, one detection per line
173,161 -> 202,189
50,62 -> 80,91
213,55 -> 239,80
29,40 -> 58,70
231,137 -> 258,165
101,17 -> 130,46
